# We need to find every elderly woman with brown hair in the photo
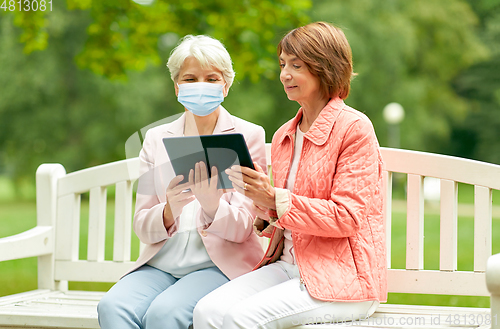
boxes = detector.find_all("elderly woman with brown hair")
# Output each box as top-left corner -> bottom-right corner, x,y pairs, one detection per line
193,22 -> 387,328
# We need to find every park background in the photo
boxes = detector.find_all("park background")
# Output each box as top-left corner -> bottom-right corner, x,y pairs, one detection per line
1,0 -> 499,308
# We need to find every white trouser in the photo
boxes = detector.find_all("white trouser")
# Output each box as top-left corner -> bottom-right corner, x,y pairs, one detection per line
193,261 -> 379,329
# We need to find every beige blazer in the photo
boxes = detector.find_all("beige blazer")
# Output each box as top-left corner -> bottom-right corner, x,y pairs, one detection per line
126,107 -> 267,280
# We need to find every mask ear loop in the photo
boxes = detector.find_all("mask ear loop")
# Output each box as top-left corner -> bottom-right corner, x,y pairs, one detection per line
222,83 -> 228,97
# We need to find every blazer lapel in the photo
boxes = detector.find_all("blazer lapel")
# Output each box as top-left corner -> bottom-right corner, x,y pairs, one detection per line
212,106 -> 236,134
165,113 -> 186,136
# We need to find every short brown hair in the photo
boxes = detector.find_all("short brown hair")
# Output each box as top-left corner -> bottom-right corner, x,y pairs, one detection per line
277,22 -> 354,99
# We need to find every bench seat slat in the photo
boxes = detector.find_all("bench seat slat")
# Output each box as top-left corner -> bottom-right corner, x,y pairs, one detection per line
295,304 -> 490,328
0,290 -> 103,328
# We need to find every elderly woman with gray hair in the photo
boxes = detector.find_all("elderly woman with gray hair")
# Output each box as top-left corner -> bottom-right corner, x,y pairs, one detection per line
97,35 -> 267,329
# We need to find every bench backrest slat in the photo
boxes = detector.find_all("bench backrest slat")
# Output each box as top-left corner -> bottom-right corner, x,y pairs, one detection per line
439,179 -> 458,271
113,181 -> 133,262
56,193 -> 81,262
405,174 -> 424,270
88,186 -> 107,262
474,185 -> 493,272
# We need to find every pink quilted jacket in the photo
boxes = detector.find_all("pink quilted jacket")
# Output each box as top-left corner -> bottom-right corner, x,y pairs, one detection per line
254,97 -> 387,302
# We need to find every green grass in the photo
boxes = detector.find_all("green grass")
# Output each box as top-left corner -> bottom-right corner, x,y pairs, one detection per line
0,199 -> 141,296
1,182 -> 499,307
387,210 -> 499,307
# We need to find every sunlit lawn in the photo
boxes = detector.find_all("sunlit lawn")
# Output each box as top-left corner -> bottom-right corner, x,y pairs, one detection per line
1,183 -> 499,308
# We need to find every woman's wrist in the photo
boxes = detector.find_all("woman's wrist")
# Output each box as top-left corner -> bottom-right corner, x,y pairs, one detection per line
201,201 -> 219,220
274,188 -> 290,219
163,202 -> 175,230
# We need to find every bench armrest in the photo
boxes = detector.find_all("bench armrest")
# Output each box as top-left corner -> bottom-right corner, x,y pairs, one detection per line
487,253 -> 500,329
0,226 -> 53,262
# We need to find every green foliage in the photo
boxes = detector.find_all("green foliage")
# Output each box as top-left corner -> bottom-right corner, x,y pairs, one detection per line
0,0 -> 497,184
6,0 -> 311,80
0,8 -> 175,186
11,2 -> 48,53
447,0 -> 500,164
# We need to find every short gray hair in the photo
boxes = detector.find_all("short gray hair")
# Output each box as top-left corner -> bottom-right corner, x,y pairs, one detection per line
167,35 -> 235,88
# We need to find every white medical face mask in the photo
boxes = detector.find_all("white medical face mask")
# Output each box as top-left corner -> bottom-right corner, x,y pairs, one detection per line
177,82 -> 225,116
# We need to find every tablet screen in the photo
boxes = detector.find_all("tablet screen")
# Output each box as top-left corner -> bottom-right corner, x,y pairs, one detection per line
162,133 -> 254,189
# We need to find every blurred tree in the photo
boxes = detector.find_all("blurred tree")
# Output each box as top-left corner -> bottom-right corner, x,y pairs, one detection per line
310,0 -> 489,152
0,0 -> 494,190
7,0 -> 311,81
0,8 -> 175,192
450,0 -> 500,164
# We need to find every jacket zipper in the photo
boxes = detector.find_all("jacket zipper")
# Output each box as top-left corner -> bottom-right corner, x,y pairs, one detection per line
285,133 -> 306,292
292,231 -> 306,291
299,277 -> 306,291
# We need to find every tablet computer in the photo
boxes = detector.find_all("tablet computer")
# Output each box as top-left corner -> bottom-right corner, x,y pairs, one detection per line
162,133 -> 254,189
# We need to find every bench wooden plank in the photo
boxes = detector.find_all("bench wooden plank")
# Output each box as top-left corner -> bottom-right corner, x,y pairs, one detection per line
406,174 -> 424,270
380,148 -> 500,189
296,304 -> 490,328
0,292 -> 491,329
0,291 -> 102,328
113,181 -> 133,262
0,226 -> 53,262
55,193 -> 81,262
440,179 -> 458,271
54,260 -> 134,282
88,186 -> 107,262
57,158 -> 140,197
388,270 -> 488,296
474,186 -> 493,272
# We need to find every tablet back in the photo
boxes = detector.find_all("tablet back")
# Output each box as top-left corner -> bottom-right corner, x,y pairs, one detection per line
162,133 -> 254,189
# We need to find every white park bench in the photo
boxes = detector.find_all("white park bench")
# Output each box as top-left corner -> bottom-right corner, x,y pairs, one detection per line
0,144 -> 499,329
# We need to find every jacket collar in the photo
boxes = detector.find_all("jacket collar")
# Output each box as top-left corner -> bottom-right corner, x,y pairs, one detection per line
165,106 -> 236,136
278,97 -> 345,146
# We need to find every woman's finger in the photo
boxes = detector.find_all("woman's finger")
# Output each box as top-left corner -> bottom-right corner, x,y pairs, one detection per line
225,168 -> 245,185
253,162 -> 266,174
253,203 -> 270,221
199,162 -> 209,186
188,168 -> 194,186
195,162 -> 201,186
167,175 -> 185,190
227,175 -> 244,190
227,165 -> 260,179
240,165 -> 262,179
210,166 -> 219,189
